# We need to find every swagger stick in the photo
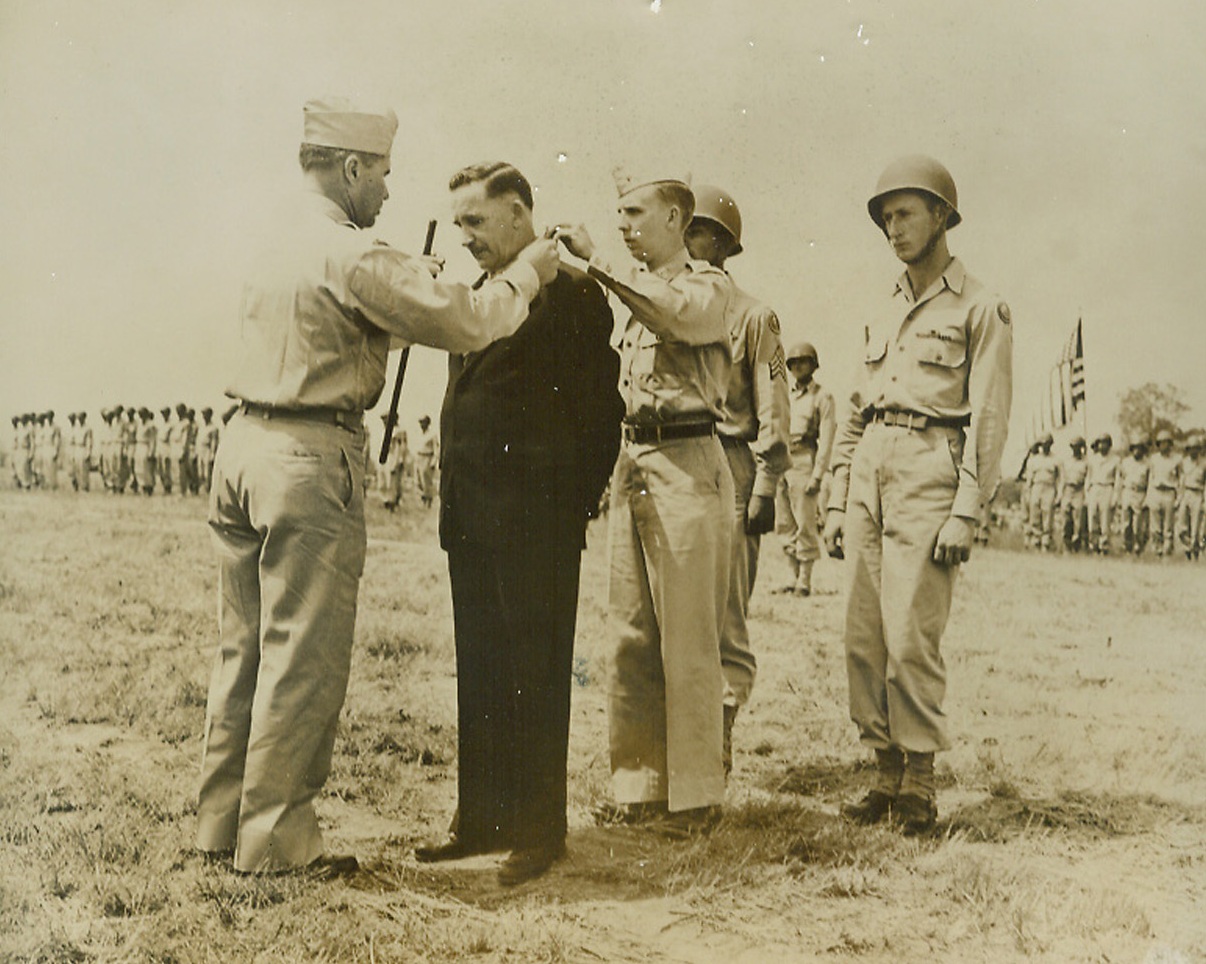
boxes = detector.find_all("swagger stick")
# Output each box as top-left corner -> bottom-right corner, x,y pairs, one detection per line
379,219 -> 438,464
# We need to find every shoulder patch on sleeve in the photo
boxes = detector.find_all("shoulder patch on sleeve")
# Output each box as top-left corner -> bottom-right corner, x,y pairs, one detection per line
767,312 -> 781,336
997,302 -> 1011,324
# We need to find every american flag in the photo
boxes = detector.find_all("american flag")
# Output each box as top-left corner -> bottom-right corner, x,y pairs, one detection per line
1060,318 -> 1086,409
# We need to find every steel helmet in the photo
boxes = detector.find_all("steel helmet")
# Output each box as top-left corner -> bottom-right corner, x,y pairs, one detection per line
1070,436 -> 1086,449
1093,432 -> 1113,449
1041,432 -> 1054,446
1156,430 -> 1174,444
785,341 -> 819,366
868,155 -> 961,231
690,185 -> 743,255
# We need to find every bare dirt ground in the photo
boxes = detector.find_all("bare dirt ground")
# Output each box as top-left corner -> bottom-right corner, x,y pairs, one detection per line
1,486 -> 1204,963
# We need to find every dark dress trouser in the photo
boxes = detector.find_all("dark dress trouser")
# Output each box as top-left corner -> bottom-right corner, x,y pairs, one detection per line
447,536 -> 582,851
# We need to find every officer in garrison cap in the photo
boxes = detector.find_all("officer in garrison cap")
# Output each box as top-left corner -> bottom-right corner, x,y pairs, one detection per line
824,155 -> 1012,835
683,185 -> 790,777
195,96 -> 559,878
555,166 -> 734,836
1086,432 -> 1120,554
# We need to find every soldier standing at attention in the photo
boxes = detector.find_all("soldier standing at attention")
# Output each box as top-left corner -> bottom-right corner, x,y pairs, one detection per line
134,407 -> 158,495
77,412 -> 93,492
555,166 -> 734,836
1026,434 -> 1058,551
119,406 -> 137,493
683,185 -> 790,775
1059,436 -> 1089,551
1177,433 -> 1205,560
824,156 -> 1012,835
1119,440 -> 1151,554
9,416 -> 22,489
413,415 -> 438,507
1086,433 -> 1120,554
776,341 -> 836,595
195,96 -> 559,877
66,413 -> 80,490
44,411 -> 62,490
197,407 -> 219,494
1146,430 -> 1180,557
158,407 -> 175,495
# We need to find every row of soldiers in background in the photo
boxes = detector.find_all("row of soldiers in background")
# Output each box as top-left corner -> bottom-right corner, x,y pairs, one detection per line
1021,429 -> 1206,559
373,413 -> 440,511
8,403 -> 231,497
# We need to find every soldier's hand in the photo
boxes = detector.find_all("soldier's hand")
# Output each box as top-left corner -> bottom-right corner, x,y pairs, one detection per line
933,516 -> 974,566
823,509 -> 845,558
745,495 -> 775,535
516,237 -> 560,287
550,223 -> 595,262
418,254 -> 445,278
804,476 -> 822,496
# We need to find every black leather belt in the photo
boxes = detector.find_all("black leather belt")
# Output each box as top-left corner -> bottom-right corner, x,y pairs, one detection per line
622,420 -> 716,445
239,401 -> 362,432
868,408 -> 969,431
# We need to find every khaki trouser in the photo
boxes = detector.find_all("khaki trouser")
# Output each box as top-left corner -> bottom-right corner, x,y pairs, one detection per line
844,422 -> 962,754
608,434 -> 732,812
133,446 -> 155,493
1027,483 -> 1057,549
1178,489 -> 1204,551
1087,485 -> 1114,552
1061,486 -> 1086,549
1147,488 -> 1177,555
197,412 -> 367,873
778,446 -> 822,563
719,439 -> 759,709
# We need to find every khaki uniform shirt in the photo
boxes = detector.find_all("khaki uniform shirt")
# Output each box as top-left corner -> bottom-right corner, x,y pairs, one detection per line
1060,455 -> 1088,497
1181,455 -> 1206,494
1087,451 -> 1120,491
789,379 -> 836,486
716,282 -> 791,498
1119,456 -> 1149,494
587,247 -> 731,423
830,258 -> 1013,520
1147,451 -> 1181,493
228,191 -> 540,412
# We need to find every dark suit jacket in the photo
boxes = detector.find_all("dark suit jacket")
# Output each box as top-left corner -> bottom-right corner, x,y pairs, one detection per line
439,264 -> 623,552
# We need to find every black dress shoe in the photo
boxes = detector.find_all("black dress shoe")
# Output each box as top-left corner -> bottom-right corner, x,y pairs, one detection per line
497,842 -> 566,886
645,805 -> 721,839
592,800 -> 669,826
840,789 -> 895,826
891,793 -> 937,836
414,835 -> 486,863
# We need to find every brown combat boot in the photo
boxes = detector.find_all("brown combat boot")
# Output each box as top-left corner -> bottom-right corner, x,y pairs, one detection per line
794,560 -> 814,597
841,747 -> 904,825
893,751 -> 938,836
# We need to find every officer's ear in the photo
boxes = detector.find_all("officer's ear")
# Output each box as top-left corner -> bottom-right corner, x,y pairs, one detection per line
343,153 -> 363,185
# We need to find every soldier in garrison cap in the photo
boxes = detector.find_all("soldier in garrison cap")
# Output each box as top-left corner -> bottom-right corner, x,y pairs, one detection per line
683,185 -> 791,777
133,407 -> 158,495
776,340 -> 835,596
1176,433 -> 1205,560
43,411 -> 62,490
413,414 -> 438,508
825,155 -> 1012,835
1086,433 -> 1121,554
555,165 -> 734,836
1058,436 -> 1089,551
195,96 -> 558,878
1119,439 -> 1151,553
66,413 -> 80,490
76,412 -> 93,492
1145,430 -> 1180,556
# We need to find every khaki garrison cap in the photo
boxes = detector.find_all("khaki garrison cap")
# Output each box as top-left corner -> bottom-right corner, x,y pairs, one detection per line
611,164 -> 692,199
302,97 -> 398,156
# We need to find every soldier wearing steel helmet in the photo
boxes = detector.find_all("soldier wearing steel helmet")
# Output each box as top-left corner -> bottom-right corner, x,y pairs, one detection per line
684,184 -> 791,776
1058,436 -> 1089,551
824,155 -> 1012,835
777,340 -> 836,596
1146,430 -> 1180,556
1026,433 -> 1059,551
1086,432 -> 1121,554
1176,432 -> 1205,560
1119,439 -> 1151,553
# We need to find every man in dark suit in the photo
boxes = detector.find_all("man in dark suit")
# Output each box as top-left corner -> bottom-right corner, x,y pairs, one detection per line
415,161 -> 623,885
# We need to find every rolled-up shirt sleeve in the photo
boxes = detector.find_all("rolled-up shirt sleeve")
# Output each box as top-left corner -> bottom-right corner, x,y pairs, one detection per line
350,247 -> 540,354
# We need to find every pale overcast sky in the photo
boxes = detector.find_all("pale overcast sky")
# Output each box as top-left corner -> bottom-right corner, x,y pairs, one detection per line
2,0 -> 1203,469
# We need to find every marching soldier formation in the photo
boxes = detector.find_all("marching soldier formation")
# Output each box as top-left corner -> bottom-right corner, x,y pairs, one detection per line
11,95 -> 1200,887
1020,429 -> 1206,560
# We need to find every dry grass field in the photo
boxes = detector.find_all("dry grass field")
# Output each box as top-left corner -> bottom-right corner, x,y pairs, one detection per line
1,485 -> 1204,963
